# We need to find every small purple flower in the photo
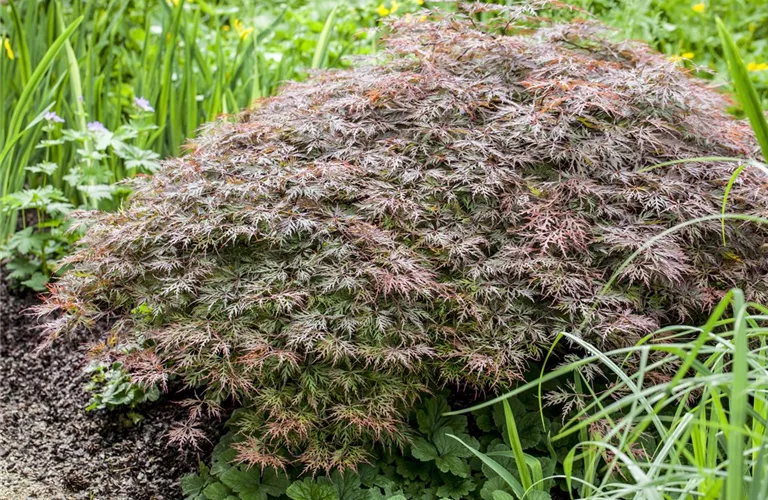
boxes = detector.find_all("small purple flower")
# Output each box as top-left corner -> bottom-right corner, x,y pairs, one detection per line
134,96 -> 155,113
44,111 -> 65,123
87,121 -> 107,133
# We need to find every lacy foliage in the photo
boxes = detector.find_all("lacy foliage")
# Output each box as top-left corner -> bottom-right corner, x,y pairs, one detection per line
39,8 -> 768,471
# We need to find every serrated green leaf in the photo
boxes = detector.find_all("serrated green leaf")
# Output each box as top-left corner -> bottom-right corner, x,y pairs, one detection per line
522,491 -> 551,500
220,467 -> 290,500
491,491 -> 516,500
211,432 -> 238,476
435,455 -> 470,478
435,476 -> 476,499
433,427 -> 478,458
329,470 -> 368,500
480,477 -> 511,500
77,184 -> 116,204
416,396 -> 467,435
26,161 -> 58,175
21,272 -> 49,291
203,481 -> 234,500
410,438 -> 438,462
182,463 -> 211,500
493,400 -> 543,450
286,478 -> 338,500
394,456 -> 430,481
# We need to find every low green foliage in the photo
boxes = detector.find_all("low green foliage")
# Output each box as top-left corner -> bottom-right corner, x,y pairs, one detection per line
84,361 -> 160,413
182,395 -> 571,500
449,285 -> 768,500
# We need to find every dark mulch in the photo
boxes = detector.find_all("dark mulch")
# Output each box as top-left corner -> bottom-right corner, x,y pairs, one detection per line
0,279 -> 215,499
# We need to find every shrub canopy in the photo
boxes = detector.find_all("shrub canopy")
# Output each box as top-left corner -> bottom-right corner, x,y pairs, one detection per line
41,8 -> 768,471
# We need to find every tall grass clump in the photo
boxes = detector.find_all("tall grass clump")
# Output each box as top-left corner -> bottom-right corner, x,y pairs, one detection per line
449,285 -> 768,500
37,5 -> 768,472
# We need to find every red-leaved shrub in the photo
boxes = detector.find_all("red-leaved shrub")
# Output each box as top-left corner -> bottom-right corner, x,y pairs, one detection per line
39,7 -> 768,471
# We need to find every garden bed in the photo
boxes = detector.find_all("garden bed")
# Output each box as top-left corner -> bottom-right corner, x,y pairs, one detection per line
0,277 -> 211,499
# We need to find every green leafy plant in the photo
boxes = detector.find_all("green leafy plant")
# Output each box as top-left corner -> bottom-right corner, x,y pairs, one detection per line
84,361 -> 160,425
0,102 -> 158,289
0,187 -> 76,290
181,396 -> 567,500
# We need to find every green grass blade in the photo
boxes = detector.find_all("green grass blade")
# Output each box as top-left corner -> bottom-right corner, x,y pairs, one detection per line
55,1 -> 86,132
726,289 -> 748,499
502,399 -> 534,492
8,0 -> 32,85
721,164 -> 747,244
447,434 -> 525,499
312,5 -> 338,70
716,17 -> 768,161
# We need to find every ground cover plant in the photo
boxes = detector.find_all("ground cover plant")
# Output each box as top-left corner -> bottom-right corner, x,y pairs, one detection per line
36,3 -> 768,477
181,394 -> 570,500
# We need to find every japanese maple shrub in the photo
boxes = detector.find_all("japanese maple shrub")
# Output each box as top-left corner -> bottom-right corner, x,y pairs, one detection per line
39,8 -> 768,472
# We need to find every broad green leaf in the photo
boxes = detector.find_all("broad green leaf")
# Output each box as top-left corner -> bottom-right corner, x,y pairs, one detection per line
203,481 -> 235,500
220,467 -> 290,500
181,464 -> 211,500
286,478 -> 338,500
491,491 -> 516,500
410,438 -> 438,462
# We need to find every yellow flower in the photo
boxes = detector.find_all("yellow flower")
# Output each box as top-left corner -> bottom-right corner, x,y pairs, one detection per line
416,0 -> 424,4
692,2 -> 705,13
222,25 -> 230,31
377,3 -> 390,16
232,19 -> 254,39
391,0 -> 400,13
747,62 -> 768,72
419,14 -> 427,22
668,55 -> 683,63
3,38 -> 13,60
681,52 -> 695,59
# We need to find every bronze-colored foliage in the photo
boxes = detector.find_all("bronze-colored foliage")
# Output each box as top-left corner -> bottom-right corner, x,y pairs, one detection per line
38,7 -> 768,471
